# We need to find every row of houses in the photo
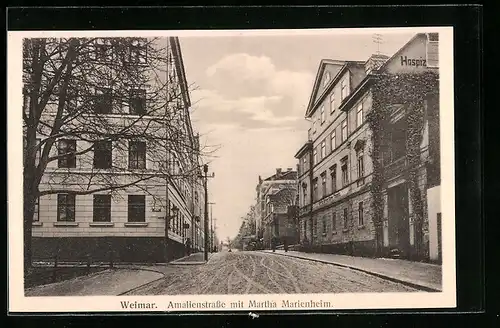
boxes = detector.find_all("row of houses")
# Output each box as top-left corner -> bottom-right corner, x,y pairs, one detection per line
24,37 -> 207,263
253,33 -> 442,263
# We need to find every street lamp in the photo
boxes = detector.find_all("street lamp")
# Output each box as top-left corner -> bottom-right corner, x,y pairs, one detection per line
164,204 -> 179,262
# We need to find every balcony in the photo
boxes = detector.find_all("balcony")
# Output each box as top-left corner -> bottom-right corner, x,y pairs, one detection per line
384,157 -> 407,179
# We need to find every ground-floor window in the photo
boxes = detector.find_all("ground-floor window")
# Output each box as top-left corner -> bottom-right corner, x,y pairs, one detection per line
128,195 -> 145,222
358,202 -> 364,226
93,194 -> 111,222
57,194 -> 76,222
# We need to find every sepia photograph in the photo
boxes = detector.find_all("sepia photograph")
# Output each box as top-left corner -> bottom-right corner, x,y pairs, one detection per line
8,27 -> 455,312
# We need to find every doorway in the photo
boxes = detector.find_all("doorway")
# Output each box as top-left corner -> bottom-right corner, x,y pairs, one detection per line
387,183 -> 410,257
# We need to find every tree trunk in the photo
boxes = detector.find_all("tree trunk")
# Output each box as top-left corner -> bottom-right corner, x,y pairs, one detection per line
23,182 -> 36,276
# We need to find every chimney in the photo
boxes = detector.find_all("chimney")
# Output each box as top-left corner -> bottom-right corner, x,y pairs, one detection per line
365,54 -> 389,75
276,168 -> 282,177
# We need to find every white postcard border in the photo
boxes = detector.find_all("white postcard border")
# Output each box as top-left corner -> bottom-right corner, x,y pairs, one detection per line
8,26 -> 456,312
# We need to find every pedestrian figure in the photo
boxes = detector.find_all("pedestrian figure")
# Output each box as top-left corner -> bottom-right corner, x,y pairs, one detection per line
185,238 -> 191,256
271,236 -> 277,252
284,238 -> 289,252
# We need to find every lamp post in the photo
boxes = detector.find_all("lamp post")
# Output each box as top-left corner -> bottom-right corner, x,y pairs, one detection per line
165,205 -> 179,263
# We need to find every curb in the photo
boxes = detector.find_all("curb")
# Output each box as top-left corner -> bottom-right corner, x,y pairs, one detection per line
262,251 -> 441,292
169,252 -> 214,265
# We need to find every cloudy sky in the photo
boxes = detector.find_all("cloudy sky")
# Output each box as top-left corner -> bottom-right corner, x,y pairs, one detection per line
179,31 -> 415,241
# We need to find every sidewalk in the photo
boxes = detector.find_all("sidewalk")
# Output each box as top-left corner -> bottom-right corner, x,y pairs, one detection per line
170,252 -> 214,265
25,268 -> 164,296
263,250 -> 442,292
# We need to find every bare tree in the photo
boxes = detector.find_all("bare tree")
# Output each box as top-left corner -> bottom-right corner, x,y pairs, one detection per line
22,37 -> 214,273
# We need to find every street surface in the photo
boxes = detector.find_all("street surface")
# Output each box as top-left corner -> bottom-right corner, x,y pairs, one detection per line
125,251 -> 419,295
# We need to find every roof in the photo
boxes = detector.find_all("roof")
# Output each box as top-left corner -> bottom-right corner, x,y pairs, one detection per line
264,170 -> 297,181
305,60 -> 365,118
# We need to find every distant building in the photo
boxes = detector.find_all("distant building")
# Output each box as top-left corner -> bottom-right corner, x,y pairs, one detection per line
262,185 -> 299,247
295,33 -> 440,261
255,168 -> 297,241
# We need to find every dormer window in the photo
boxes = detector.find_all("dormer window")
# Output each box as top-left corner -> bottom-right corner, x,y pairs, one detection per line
341,79 -> 348,101
323,71 -> 331,87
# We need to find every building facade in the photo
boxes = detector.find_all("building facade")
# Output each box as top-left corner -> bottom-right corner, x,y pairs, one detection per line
295,33 -> 440,261
262,185 -> 299,248
26,37 -> 206,263
255,168 -> 298,242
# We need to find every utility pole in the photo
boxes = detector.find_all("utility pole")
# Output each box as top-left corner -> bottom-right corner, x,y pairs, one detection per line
202,164 -> 215,261
208,202 -> 216,252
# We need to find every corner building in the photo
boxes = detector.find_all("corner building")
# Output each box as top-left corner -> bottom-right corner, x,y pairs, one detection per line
29,37 -> 206,263
295,33 -> 440,261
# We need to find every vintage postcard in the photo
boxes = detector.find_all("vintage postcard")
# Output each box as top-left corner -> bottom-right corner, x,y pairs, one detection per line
8,27 -> 456,312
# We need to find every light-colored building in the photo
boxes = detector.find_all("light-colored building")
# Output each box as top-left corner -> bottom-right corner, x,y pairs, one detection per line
295,33 -> 440,261
255,168 -> 297,241
26,37 -> 206,263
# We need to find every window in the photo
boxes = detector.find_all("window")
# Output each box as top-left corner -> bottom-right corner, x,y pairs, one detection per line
33,197 -> 40,222
93,88 -> 112,114
93,141 -> 112,169
129,39 -> 147,64
331,131 -> 336,151
321,173 -> 327,198
320,105 -> 325,124
322,218 -> 327,234
357,151 -> 365,181
341,119 -> 348,142
313,148 -> 318,165
323,71 -> 331,87
312,120 -> 317,135
58,139 -> 76,168
128,195 -> 145,222
302,156 -> 307,172
341,79 -> 348,101
357,102 -> 364,127
343,208 -> 348,229
331,213 -> 337,231
330,165 -> 337,193
330,93 -> 335,114
358,202 -> 364,226
321,141 -> 326,159
129,89 -> 146,115
93,195 -> 111,222
57,194 -> 76,222
341,158 -> 349,187
313,178 -> 318,202
128,141 -> 146,169
302,183 -> 308,205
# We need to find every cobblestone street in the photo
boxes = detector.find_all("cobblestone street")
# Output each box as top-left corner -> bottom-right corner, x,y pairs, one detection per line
124,251 -> 419,295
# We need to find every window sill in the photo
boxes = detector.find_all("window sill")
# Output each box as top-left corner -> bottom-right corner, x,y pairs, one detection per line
32,222 -> 43,226
357,225 -> 365,230
89,222 -> 114,227
331,231 -> 338,235
124,222 -> 148,227
342,228 -> 349,233
54,222 -> 79,227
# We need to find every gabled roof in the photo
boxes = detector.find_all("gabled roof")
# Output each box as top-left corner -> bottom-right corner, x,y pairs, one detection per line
375,33 -> 428,73
305,59 -> 346,118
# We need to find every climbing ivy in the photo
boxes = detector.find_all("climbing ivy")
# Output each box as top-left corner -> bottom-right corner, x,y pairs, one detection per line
368,71 -> 439,257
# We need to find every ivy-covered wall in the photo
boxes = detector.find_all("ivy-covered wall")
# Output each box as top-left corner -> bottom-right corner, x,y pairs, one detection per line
367,71 -> 439,259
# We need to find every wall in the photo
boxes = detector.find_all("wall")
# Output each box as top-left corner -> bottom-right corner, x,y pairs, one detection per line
427,185 -> 441,261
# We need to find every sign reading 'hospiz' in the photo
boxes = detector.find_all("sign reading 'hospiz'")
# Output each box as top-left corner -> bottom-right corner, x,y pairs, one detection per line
400,56 -> 427,67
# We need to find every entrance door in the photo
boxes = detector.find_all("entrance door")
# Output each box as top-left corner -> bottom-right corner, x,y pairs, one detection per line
387,184 -> 410,257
